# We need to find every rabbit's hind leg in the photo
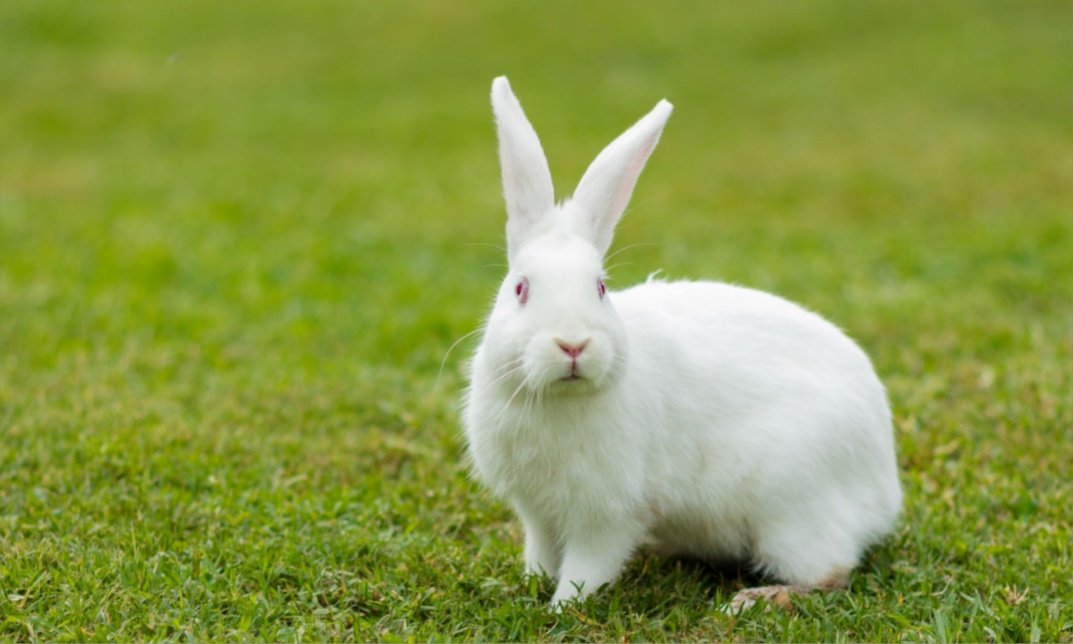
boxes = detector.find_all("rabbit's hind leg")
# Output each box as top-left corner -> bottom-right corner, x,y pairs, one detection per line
723,514 -> 855,613
723,573 -> 849,614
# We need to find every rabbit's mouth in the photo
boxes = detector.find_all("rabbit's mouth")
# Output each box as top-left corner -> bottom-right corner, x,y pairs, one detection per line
561,363 -> 584,381
548,365 -> 607,394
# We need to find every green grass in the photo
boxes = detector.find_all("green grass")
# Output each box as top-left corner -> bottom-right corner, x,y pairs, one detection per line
1,1 -> 1070,641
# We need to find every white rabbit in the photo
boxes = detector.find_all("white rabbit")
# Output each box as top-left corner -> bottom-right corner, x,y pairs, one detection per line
463,77 -> 902,610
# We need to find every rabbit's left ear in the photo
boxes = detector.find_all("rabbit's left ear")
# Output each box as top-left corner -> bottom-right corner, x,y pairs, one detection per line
491,77 -> 555,262
571,100 -> 673,257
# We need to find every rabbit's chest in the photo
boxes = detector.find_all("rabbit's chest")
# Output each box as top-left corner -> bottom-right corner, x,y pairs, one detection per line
481,407 -> 646,515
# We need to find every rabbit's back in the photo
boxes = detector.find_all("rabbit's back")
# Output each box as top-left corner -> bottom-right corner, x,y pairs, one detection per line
613,279 -> 889,415
612,280 -> 902,572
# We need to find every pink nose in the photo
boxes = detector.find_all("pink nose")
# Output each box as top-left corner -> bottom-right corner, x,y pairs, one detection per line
555,339 -> 590,358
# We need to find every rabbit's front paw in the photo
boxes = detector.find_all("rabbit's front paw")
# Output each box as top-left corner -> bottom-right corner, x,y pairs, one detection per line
521,513 -> 561,580
547,524 -> 640,607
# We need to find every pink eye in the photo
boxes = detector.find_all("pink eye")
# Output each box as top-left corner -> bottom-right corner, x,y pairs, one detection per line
597,278 -> 607,299
515,277 -> 529,304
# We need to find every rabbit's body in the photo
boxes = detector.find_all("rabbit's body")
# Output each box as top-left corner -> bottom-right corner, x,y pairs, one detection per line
466,280 -> 900,594
464,77 -> 901,607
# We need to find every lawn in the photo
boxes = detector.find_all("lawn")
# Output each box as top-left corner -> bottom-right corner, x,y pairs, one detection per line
1,1 -> 1070,641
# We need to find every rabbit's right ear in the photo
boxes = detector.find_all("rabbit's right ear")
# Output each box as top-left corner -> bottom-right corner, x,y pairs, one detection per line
570,99 -> 672,258
491,77 -> 555,262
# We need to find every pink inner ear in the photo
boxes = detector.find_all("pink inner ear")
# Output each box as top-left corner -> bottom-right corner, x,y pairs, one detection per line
587,138 -> 658,246
613,141 -> 655,217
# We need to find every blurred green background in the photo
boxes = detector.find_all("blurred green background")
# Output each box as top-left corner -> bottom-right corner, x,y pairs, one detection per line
1,1 -> 1070,641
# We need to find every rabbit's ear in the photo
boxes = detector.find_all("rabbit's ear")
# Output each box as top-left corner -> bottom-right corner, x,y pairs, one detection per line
491,77 -> 555,261
571,100 -> 673,257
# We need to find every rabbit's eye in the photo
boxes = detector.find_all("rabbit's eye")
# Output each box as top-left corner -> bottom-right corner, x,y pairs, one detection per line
597,278 -> 607,300
515,277 -> 529,305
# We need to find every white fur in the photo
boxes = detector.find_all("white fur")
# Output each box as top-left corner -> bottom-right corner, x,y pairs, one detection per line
464,77 -> 902,608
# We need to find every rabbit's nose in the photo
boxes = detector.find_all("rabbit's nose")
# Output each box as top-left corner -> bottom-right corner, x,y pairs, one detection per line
555,338 -> 590,358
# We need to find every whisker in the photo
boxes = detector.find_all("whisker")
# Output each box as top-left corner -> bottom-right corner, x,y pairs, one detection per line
505,378 -> 528,408
605,241 -> 657,263
435,327 -> 485,390
603,262 -> 635,274
528,383 -> 544,418
465,242 -> 507,251
472,363 -> 524,398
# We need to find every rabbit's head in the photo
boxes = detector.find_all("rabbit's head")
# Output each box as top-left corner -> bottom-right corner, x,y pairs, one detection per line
479,77 -> 672,395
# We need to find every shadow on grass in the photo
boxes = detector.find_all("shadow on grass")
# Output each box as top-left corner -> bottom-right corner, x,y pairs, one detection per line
538,543 -> 904,615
